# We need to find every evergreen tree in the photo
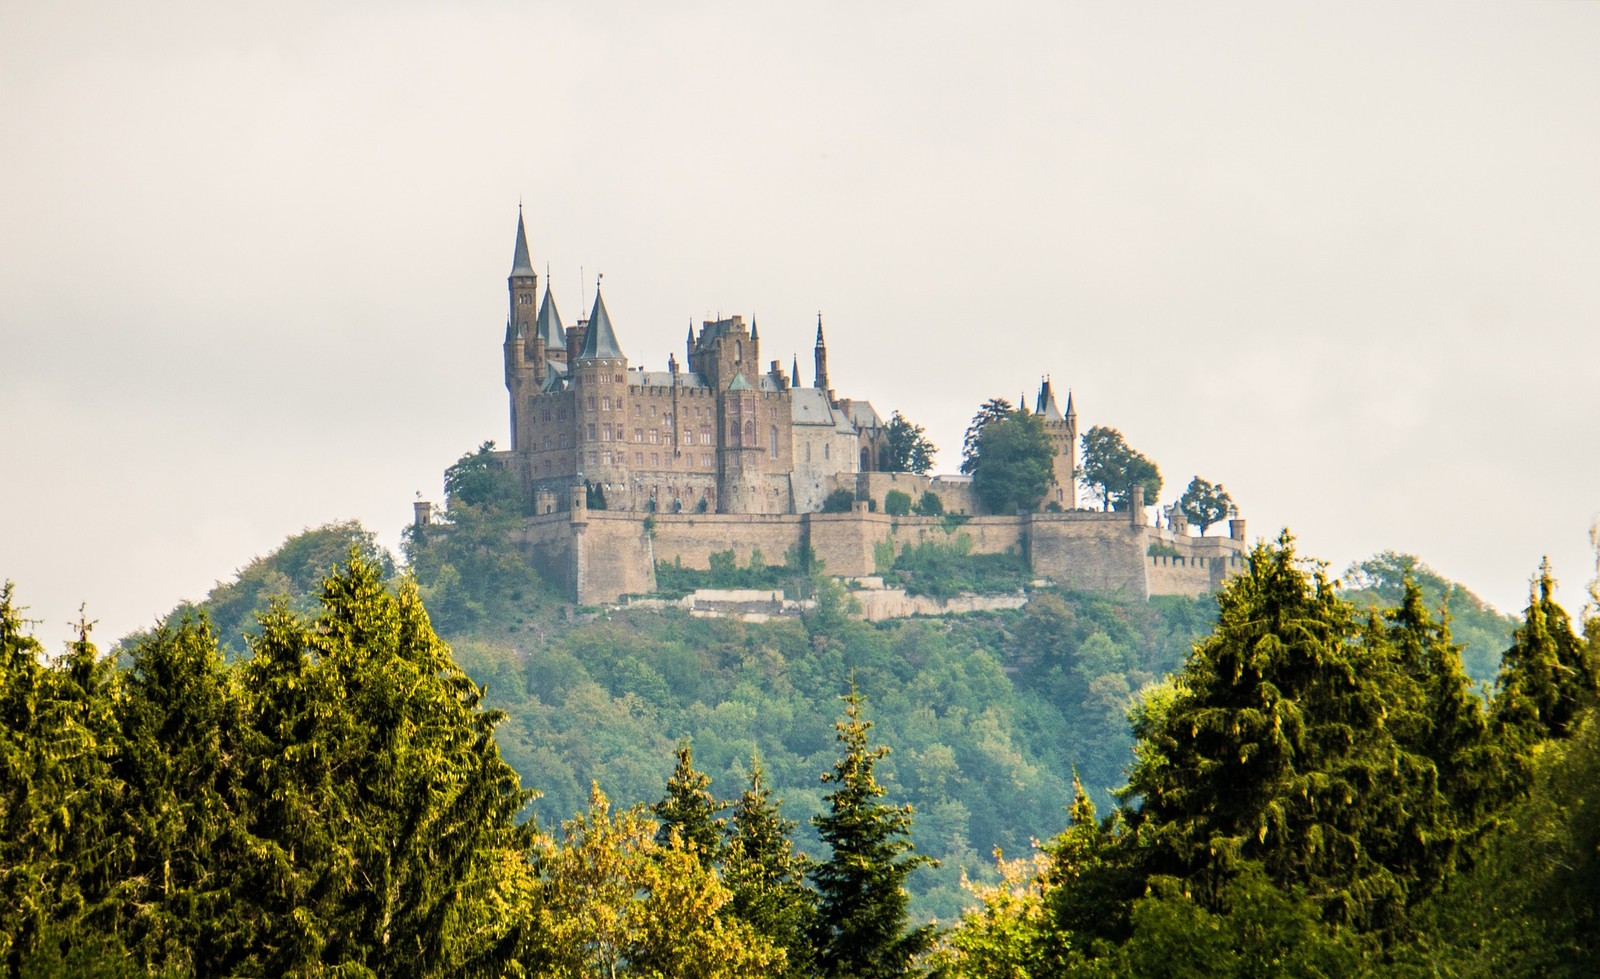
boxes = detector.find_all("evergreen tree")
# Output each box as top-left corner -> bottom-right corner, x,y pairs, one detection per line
111,615 -> 255,973
652,739 -> 727,865
1493,562 -> 1600,747
811,685 -> 934,978
723,758 -> 816,978
1126,533 -> 1432,931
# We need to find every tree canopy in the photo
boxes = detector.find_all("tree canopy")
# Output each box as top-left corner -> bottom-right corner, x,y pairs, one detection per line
1176,475 -> 1232,535
882,411 -> 936,475
1077,426 -> 1161,512
968,406 -> 1054,514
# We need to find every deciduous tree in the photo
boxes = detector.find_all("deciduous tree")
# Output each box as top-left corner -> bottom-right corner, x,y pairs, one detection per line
1176,476 -> 1232,535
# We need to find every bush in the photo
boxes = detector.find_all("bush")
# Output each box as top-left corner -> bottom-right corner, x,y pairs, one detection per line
915,492 -> 944,516
822,489 -> 856,513
884,490 -> 913,516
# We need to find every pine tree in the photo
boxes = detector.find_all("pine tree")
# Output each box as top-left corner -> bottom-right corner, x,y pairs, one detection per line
1126,533 -> 1430,930
723,758 -> 816,977
111,614 -> 254,973
811,685 -> 934,978
652,739 -> 727,865
1493,562 -> 1600,747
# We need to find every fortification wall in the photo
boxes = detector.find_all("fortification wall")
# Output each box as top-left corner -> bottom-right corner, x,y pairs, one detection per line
569,512 -> 657,603
648,513 -> 807,573
1028,511 -> 1151,599
852,472 -> 984,516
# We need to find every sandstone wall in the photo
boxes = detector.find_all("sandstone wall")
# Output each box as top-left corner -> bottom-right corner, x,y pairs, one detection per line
1028,511 -> 1151,599
649,513 -> 807,572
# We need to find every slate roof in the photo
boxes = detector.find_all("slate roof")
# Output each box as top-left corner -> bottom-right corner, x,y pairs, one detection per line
510,211 -> 534,277
535,287 -> 564,349
577,289 -> 625,361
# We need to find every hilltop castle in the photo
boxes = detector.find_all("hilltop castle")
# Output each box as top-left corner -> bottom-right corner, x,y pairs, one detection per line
449,212 -> 1247,605
498,209 -> 1077,516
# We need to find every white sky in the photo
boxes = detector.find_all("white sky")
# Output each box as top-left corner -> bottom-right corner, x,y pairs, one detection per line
4,1 -> 1598,646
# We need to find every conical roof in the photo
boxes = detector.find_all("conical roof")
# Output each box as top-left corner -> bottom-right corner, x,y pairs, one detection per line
510,210 -> 534,277
535,286 -> 564,348
1036,378 -> 1065,423
577,288 -> 625,361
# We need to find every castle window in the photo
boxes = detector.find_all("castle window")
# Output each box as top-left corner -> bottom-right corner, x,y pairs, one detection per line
615,374 -> 623,384
635,428 -> 643,442
588,424 -> 597,440
543,435 -> 551,450
700,427 -> 712,445
602,397 -> 611,411
744,420 -> 755,443
824,443 -> 830,460
651,453 -> 659,467
770,426 -> 778,458
806,443 -> 811,462
603,452 -> 613,465
648,429 -> 658,443
542,410 -> 551,423
518,294 -> 532,304
588,452 -> 597,466
603,424 -> 613,441
736,340 -> 742,359
635,452 -> 643,465
683,431 -> 693,445
587,397 -> 597,412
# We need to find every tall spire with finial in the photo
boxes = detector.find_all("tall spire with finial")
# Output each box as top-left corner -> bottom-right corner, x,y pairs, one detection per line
813,312 -> 830,394
510,205 -> 534,278
792,353 -> 802,388
578,276 -> 624,361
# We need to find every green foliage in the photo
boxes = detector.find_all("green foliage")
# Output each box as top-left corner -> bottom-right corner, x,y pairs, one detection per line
119,520 -> 393,659
821,488 -> 856,513
884,411 -> 937,475
960,397 -> 1014,475
884,489 -> 913,517
889,536 -> 1031,599
1078,426 -> 1161,512
652,740 -> 727,863
654,550 -> 808,598
1176,475 -> 1233,536
1344,551 -> 1517,685
811,686 -> 935,978
1493,562 -> 1599,747
724,759 -> 818,979
970,408 -> 1054,515
915,491 -> 944,516
443,439 -> 523,511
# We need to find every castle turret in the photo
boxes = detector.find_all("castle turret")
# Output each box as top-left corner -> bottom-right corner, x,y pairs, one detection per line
573,285 -> 632,508
814,313 -> 831,400
505,209 -> 539,451
1036,377 -> 1077,510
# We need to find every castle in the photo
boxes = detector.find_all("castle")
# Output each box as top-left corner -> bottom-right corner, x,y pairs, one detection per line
440,212 -> 1249,605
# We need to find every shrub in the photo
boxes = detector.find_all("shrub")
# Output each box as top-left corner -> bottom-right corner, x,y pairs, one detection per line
884,490 -> 913,516
822,489 -> 856,513
914,491 -> 944,516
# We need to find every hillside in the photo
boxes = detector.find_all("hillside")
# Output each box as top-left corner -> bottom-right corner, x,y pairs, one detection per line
120,514 -> 1517,920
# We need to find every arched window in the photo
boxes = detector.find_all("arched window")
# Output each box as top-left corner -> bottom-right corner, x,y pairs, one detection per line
736,340 -> 743,360
744,419 -> 755,444
770,426 -> 779,458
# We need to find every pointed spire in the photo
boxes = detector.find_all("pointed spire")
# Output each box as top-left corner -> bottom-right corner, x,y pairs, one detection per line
792,354 -> 802,388
535,284 -> 564,349
1066,389 -> 1076,420
815,312 -> 826,346
751,319 -> 759,342
1036,376 -> 1064,423
578,284 -> 624,361
510,207 -> 534,277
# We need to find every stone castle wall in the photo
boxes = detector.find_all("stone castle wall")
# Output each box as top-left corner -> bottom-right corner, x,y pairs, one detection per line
508,504 -> 1248,606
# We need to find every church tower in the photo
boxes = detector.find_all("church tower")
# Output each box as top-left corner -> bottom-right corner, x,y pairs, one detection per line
813,313 -> 831,401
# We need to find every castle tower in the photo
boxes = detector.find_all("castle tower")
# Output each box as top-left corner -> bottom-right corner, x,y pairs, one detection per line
1036,377 -> 1077,510
572,285 -> 632,508
813,313 -> 831,400
505,209 -> 539,451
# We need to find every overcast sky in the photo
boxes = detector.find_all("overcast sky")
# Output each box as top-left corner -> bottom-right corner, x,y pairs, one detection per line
4,1 -> 1598,646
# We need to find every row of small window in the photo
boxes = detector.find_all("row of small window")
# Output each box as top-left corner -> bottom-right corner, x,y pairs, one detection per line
584,452 -> 718,469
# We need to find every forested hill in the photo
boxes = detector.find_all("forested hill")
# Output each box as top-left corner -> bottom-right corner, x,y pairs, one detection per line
115,517 -> 1516,921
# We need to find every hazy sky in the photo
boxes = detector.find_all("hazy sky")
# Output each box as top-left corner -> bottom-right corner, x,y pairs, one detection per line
4,1 -> 1598,646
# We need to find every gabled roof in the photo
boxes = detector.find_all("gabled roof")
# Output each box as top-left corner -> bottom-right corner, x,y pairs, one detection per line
540,363 -> 567,392
577,288 -> 625,361
791,387 -> 838,427
727,372 -> 752,392
510,210 -> 534,277
535,286 -> 564,349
